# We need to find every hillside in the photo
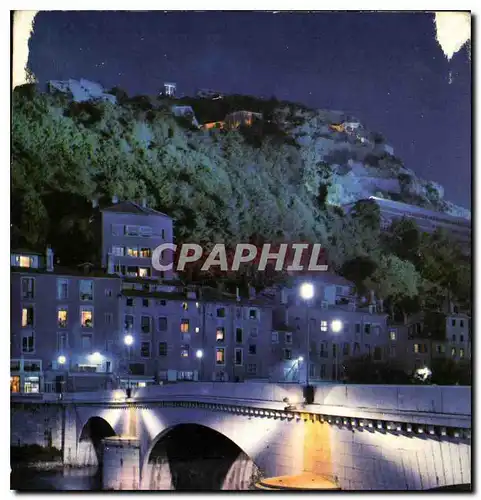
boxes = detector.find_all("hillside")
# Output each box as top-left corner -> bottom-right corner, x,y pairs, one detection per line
11,82 -> 471,315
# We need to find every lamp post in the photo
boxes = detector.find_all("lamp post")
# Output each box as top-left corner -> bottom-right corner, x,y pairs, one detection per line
124,334 -> 134,397
57,355 -> 66,397
331,319 -> 343,382
196,349 -> 203,381
299,283 -> 314,386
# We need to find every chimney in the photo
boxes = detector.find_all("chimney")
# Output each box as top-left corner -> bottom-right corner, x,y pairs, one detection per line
46,245 -> 54,272
112,194 -> 119,204
141,198 -> 147,208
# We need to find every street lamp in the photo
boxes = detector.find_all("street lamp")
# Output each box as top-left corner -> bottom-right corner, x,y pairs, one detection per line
299,282 -> 314,387
196,349 -> 203,381
124,335 -> 134,397
57,355 -> 66,365
57,355 -> 67,397
331,319 -> 343,381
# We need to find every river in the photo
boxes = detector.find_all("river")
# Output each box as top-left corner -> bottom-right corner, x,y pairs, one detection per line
11,466 -> 102,491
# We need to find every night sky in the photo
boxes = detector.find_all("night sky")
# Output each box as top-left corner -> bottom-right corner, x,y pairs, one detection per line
28,11 -> 471,209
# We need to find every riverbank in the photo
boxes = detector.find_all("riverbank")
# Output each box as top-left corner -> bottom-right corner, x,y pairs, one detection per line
11,444 -> 62,468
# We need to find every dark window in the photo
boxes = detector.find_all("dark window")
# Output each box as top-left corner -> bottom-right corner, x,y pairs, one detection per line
126,298 -> 134,307
249,344 -> 256,355
158,317 -> 168,331
129,363 -> 145,376
141,316 -> 151,334
158,342 -> 167,356
332,344 -> 337,357
160,300 -> 167,306
125,315 -> 134,330
460,335 -> 464,342
284,349 -> 292,360
21,278 -> 35,299
364,324 -> 371,334
235,328 -> 243,343
373,347 -> 382,361
217,308 -> 225,318
235,349 -> 243,365
355,323 -> 361,334
142,299 -> 149,307
140,342 -> 151,358
460,320 -> 464,328
249,309 -> 257,320
452,319 -> 456,326
343,343 -> 350,356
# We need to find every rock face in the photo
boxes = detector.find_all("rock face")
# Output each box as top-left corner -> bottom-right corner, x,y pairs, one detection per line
48,79 -> 117,104
274,104 -> 470,219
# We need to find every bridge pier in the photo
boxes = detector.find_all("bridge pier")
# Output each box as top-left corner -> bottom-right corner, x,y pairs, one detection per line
102,437 -> 141,490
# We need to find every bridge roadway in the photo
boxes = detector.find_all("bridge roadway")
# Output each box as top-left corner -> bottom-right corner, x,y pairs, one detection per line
11,382 -> 471,490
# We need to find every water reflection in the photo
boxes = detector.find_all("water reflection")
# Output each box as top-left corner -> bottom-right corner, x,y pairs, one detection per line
11,466 -> 102,491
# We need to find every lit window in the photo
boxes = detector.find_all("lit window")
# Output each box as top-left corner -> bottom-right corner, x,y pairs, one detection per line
57,308 -> 68,328
216,348 -> 225,365
10,376 -> 20,393
389,330 -> 396,341
413,344 -> 420,353
138,267 -> 150,277
181,319 -> 190,333
320,321 -> 328,332
21,278 -> 35,299
460,348 -> 465,358
22,306 -> 34,327
140,248 -> 152,258
79,280 -> 93,301
24,376 -> 40,394
195,327 -> 200,333
18,255 -> 32,268
80,307 -> 93,328
216,327 -> 225,342
451,347 -> 456,357
182,302 -> 189,311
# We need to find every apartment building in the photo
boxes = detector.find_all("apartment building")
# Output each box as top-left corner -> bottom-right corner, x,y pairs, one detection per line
100,199 -> 174,280
117,280 -> 274,385
11,248 -> 122,394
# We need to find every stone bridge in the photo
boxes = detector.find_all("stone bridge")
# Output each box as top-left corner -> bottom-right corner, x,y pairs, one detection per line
11,383 -> 471,490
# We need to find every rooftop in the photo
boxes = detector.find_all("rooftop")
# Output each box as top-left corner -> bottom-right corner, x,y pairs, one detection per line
101,200 -> 171,218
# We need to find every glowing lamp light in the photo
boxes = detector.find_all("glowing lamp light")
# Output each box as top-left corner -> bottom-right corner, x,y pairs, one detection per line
89,352 -> 103,363
298,356 -> 304,362
331,320 -> 343,333
57,355 -> 66,365
415,366 -> 432,381
196,349 -> 203,359
124,334 -> 134,346
299,282 -> 314,300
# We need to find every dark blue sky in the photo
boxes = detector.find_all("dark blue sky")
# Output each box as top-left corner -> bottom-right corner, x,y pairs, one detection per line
28,11 -> 471,209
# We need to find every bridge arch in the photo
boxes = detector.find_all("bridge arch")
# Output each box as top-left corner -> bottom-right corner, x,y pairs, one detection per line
78,416 -> 117,466
141,423 -> 259,490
